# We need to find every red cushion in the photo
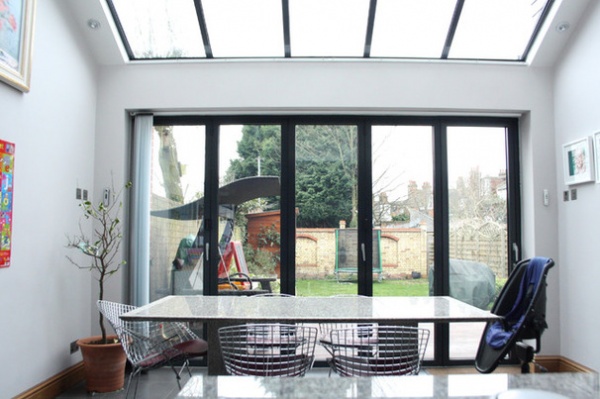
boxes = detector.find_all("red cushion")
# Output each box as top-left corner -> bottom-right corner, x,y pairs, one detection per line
173,339 -> 208,357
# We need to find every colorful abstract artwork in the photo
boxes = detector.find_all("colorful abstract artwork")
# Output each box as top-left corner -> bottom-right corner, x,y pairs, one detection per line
0,139 -> 14,268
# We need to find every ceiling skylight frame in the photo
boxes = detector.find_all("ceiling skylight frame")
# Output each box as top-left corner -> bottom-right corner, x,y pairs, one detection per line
104,0 -> 556,63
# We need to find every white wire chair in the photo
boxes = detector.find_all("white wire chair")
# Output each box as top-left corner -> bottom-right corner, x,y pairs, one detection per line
218,323 -> 318,376
97,300 -> 208,398
328,325 -> 429,377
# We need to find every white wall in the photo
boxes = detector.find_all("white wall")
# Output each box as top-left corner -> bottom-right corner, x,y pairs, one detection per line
95,59 -> 561,355
554,1 -> 600,372
0,1 -> 98,397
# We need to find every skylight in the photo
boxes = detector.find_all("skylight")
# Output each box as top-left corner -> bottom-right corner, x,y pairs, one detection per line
107,0 -> 553,62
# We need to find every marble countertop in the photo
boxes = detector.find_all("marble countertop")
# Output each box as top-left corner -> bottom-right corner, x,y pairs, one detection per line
123,295 -> 498,324
175,372 -> 599,399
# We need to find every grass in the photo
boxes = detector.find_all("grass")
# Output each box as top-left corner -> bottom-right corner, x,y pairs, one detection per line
295,277 -> 430,297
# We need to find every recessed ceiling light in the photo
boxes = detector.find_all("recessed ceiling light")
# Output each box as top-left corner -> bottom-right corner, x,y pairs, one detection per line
556,22 -> 570,33
87,19 -> 101,30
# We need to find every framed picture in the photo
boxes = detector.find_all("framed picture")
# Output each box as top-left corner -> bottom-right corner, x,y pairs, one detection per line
594,132 -> 600,183
0,139 -> 14,268
563,136 -> 595,185
0,0 -> 36,92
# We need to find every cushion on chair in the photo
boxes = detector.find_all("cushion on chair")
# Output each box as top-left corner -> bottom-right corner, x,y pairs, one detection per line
173,339 -> 208,357
331,355 -> 418,376
225,353 -> 310,376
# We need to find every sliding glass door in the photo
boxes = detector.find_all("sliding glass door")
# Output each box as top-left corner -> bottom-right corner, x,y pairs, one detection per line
148,124 -> 206,302
137,115 -> 520,366
294,125 -> 358,296
446,126 -> 511,360
217,125 -> 281,294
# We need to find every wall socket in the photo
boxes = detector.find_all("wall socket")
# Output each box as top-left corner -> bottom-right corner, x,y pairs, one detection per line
70,340 -> 79,354
76,188 -> 88,201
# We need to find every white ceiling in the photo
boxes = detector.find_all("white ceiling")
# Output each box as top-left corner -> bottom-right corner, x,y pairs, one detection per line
60,0 -> 593,67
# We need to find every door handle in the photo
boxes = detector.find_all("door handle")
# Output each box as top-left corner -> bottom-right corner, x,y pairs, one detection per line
512,242 -> 519,263
361,243 -> 366,262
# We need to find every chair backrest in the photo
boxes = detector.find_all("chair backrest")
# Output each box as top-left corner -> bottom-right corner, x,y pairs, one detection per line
218,323 -> 318,377
475,257 -> 555,373
329,325 -> 430,377
318,295 -> 368,341
97,300 -> 200,368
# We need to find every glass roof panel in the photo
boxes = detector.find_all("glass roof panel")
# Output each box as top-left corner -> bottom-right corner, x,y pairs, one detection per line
111,0 -> 205,58
449,0 -> 549,60
371,0 -> 456,58
202,0 -> 284,57
289,0 -> 371,57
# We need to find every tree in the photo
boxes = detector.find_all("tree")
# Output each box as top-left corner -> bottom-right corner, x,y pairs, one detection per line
226,125 -> 280,182
295,125 -> 357,227
225,125 -> 359,228
155,125 -> 184,203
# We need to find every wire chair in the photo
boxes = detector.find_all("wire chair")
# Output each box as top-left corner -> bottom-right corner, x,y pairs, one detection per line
218,323 -> 318,376
328,325 -> 429,377
318,295 -> 372,356
97,300 -> 208,398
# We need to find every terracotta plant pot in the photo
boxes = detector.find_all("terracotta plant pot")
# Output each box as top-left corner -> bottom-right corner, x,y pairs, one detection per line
77,334 -> 127,393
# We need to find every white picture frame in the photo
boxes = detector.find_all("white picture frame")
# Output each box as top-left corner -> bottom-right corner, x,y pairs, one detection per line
562,136 -> 595,185
594,132 -> 600,183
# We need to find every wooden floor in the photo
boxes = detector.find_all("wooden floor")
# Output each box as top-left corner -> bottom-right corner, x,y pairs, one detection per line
425,365 -> 521,375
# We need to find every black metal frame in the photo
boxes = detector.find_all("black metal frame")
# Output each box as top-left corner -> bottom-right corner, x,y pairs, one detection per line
105,0 -> 554,63
150,114 -> 521,366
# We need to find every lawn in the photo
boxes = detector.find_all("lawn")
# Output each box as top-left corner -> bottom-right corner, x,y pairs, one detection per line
295,278 -> 430,297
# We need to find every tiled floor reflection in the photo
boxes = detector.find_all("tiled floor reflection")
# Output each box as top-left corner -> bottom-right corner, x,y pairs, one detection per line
56,367 -> 332,399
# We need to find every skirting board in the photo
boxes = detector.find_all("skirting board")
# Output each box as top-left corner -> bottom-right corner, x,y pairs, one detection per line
535,356 -> 596,373
13,362 -> 85,399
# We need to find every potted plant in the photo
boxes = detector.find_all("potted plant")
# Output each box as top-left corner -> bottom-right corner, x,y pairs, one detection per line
66,181 -> 131,393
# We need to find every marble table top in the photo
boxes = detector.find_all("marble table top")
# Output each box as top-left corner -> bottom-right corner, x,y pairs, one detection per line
174,372 -> 599,399
122,295 -> 499,324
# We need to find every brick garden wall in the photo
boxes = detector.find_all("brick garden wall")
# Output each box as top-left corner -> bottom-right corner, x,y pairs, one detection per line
148,201 -> 508,301
296,227 -> 431,279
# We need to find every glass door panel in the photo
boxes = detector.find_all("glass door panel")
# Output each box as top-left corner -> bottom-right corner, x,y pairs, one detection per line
372,125 -> 435,361
149,125 -> 206,302
295,125 -> 358,296
446,126 -> 509,360
371,126 -> 434,297
217,125 -> 281,295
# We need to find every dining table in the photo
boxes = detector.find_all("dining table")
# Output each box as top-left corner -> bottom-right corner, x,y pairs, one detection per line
121,295 -> 499,375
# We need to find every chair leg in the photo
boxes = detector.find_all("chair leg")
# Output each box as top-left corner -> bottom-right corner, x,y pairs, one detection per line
125,368 -> 142,399
168,359 -> 190,389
